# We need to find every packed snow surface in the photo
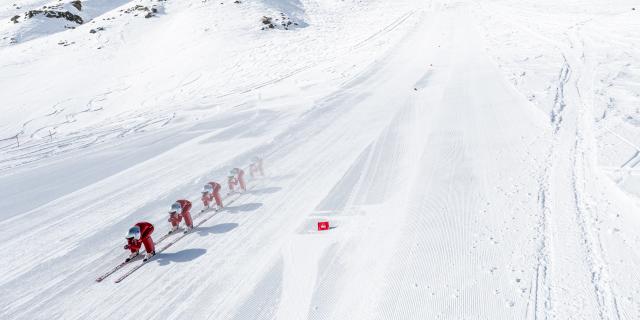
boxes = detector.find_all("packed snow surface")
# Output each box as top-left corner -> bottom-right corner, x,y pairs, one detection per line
1,0 -> 640,319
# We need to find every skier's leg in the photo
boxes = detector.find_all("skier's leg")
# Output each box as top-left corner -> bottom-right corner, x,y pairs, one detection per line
142,236 -> 155,253
141,236 -> 155,261
202,195 -> 210,207
183,211 -> 194,228
239,177 -> 246,191
169,214 -> 181,233
214,192 -> 223,207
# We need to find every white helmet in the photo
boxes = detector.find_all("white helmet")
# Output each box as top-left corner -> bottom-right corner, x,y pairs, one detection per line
126,226 -> 141,240
202,184 -> 213,193
169,202 -> 182,214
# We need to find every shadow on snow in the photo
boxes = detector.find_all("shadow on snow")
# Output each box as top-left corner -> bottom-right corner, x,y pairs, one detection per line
248,187 -> 282,195
196,222 -> 239,236
155,248 -> 207,266
225,203 -> 263,214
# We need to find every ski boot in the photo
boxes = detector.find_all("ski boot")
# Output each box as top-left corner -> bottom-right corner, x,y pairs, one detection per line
125,251 -> 139,262
143,251 -> 156,262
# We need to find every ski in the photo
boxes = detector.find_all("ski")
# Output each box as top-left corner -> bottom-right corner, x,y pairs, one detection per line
95,226 -> 188,282
114,184 -> 256,283
114,227 -> 192,283
95,204 -> 223,282
155,205 -> 215,242
155,226 -> 187,243
95,253 -> 142,282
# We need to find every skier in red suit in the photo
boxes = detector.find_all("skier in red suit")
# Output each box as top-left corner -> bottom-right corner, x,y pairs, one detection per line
250,157 -> 264,178
202,181 -> 223,210
230,168 -> 246,192
168,200 -> 193,234
124,222 -> 155,261
227,175 -> 238,193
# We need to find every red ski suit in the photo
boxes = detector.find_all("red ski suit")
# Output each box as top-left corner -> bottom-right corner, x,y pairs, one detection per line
168,199 -> 193,228
232,168 -> 246,191
228,176 -> 238,192
202,181 -> 223,207
250,160 -> 264,178
125,222 -> 155,254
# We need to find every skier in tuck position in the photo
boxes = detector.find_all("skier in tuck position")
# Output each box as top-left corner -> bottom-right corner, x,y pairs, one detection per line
124,221 -> 156,262
227,174 -> 238,194
168,200 -> 194,234
229,167 -> 247,193
202,181 -> 223,211
250,156 -> 264,178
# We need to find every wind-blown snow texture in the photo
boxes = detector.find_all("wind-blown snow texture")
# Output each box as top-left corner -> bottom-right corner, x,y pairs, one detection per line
1,0 -> 640,319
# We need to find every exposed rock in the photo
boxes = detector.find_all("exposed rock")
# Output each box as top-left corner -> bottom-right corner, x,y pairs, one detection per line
123,4 -> 157,18
57,40 -> 75,46
70,0 -> 82,11
124,5 -> 151,14
11,15 -> 20,23
261,13 -> 299,31
25,9 -> 84,24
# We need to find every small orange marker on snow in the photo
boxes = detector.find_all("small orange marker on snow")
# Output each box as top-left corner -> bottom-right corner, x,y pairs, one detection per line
317,221 -> 329,231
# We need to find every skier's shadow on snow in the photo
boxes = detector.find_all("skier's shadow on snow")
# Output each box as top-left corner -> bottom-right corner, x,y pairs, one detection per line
224,203 -> 263,214
196,222 -> 239,236
262,173 -> 296,183
247,187 -> 282,195
155,248 -> 207,266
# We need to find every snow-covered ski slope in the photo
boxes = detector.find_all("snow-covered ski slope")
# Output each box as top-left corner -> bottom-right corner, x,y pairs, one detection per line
2,0 -> 640,319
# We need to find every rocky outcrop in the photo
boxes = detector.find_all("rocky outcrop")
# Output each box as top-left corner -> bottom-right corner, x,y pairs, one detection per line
25,9 -> 84,24
123,5 -> 157,18
261,12 -> 299,31
70,1 -> 82,11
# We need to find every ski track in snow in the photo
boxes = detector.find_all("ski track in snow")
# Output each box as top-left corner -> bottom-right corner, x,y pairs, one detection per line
478,1 -> 640,318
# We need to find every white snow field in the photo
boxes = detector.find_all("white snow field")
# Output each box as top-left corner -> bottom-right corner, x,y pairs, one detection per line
1,0 -> 640,319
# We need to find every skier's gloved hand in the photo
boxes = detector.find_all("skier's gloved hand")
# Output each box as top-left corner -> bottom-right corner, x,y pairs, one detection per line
124,244 -> 130,250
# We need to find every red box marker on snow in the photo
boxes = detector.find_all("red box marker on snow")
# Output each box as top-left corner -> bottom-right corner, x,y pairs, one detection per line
317,221 -> 329,231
